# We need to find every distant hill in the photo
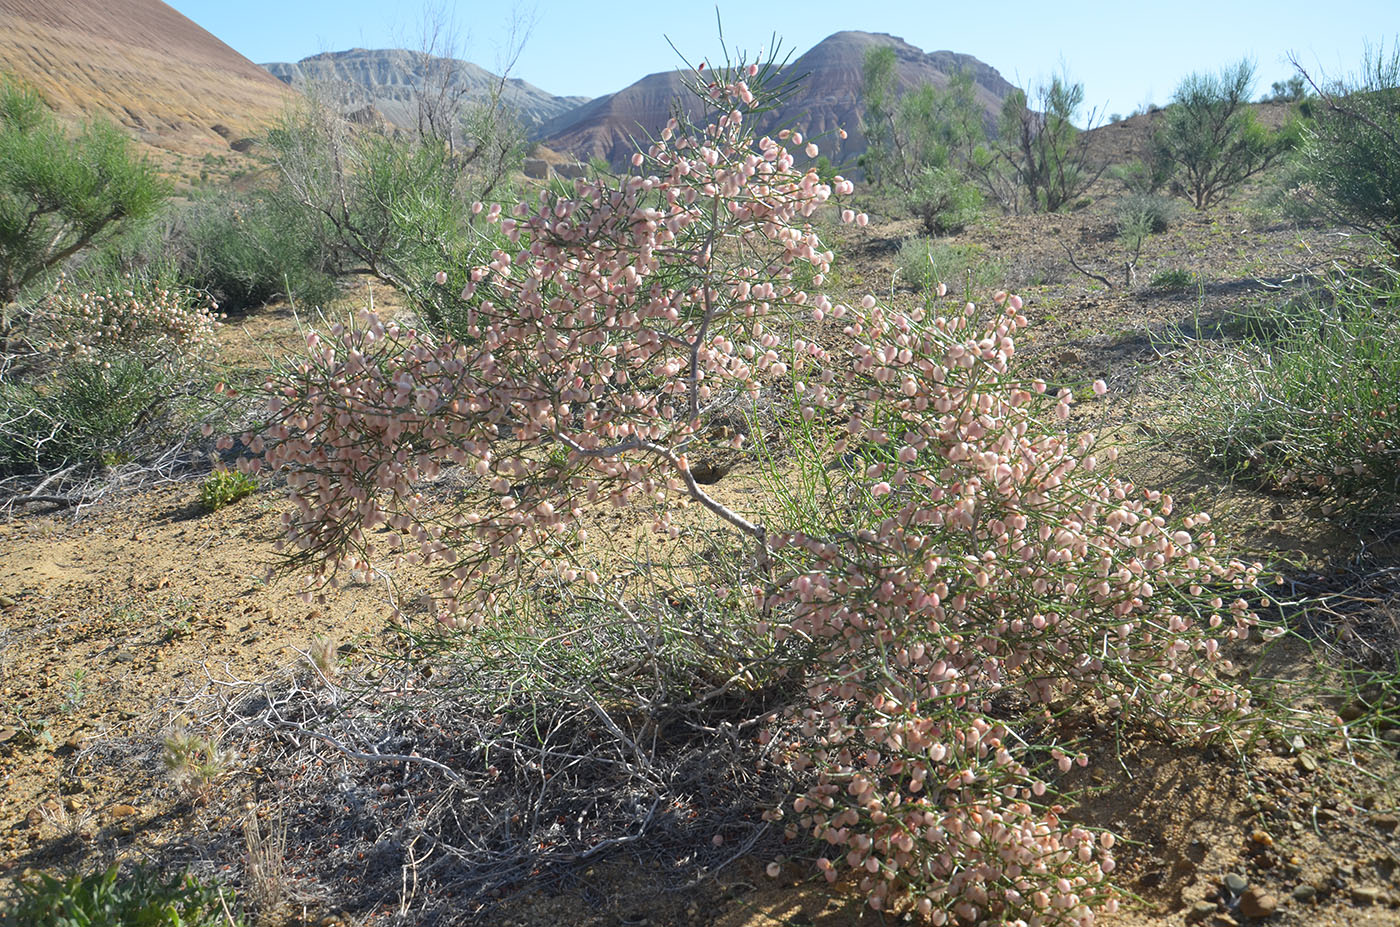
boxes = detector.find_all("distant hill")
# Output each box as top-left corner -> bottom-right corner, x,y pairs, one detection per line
261,48 -> 590,135
0,0 -> 291,153
540,31 -> 1018,169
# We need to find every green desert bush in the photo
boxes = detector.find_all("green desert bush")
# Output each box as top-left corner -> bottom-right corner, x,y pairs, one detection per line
1293,43 -> 1400,252
0,274 -> 219,474
895,237 -> 1002,294
200,467 -> 257,511
177,190 -> 338,312
1151,267 -> 1195,291
0,863 -> 243,927
1114,193 -> 1179,235
906,165 -> 982,235
1181,261 -> 1400,506
268,92 -> 525,339
0,75 -> 166,306
1154,59 -> 1296,209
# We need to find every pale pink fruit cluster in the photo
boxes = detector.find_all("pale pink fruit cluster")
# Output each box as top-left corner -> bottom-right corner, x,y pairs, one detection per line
757,292 -> 1265,922
246,59 -> 1269,923
240,64 -> 859,615
37,278 -> 221,365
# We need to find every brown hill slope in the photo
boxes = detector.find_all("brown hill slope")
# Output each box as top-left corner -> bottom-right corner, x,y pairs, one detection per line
0,0 -> 290,153
540,31 -> 1016,170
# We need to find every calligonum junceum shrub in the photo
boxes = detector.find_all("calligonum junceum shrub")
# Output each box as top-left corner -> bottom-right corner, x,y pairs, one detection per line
240,53 -> 1270,924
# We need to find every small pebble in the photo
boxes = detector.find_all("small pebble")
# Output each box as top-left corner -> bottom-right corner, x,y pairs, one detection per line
1292,884 -> 1317,903
1190,900 -> 1218,921
1352,886 -> 1381,906
1240,888 -> 1278,918
1225,873 -> 1249,895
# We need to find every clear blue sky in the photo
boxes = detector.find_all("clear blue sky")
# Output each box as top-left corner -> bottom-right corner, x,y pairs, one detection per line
167,0 -> 1395,116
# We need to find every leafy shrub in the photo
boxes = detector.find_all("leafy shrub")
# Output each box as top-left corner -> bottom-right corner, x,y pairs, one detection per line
1151,267 -> 1195,290
896,237 -> 1002,294
239,54 -> 1274,921
906,165 -> 982,235
0,863 -> 243,927
200,468 -> 257,511
1181,263 -> 1400,506
0,75 -> 166,305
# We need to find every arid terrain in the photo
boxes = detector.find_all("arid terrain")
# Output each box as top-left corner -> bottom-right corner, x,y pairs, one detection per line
0,2 -> 1398,924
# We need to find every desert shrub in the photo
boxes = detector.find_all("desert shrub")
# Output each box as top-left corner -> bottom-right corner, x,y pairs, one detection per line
1293,44 -> 1400,252
0,275 -> 219,474
240,54 -> 1275,922
0,75 -> 166,306
200,467 -> 257,511
1180,262 -> 1400,507
268,91 -> 523,337
177,189 -> 338,312
1150,267 -> 1195,291
992,73 -> 1104,212
896,237 -> 1002,295
1114,193 -> 1178,235
861,49 -> 988,227
0,863 -> 243,927
907,165 -> 982,235
1154,59 -> 1296,209
1108,159 -> 1172,196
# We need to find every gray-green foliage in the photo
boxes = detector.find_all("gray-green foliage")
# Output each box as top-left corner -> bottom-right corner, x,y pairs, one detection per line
896,237 -> 1002,295
1113,195 -> 1175,288
0,274 -> 215,475
87,190 -> 339,313
1294,43 -> 1400,251
0,76 -> 166,307
908,166 -> 983,235
177,189 -> 338,312
1109,158 -> 1172,196
1154,59 -> 1295,209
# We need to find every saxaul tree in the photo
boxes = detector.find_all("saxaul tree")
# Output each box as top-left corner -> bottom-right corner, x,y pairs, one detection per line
243,50 -> 1271,925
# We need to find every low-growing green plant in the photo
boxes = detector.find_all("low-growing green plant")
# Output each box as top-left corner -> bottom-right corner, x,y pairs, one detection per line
0,863 -> 243,927
895,237 -> 1002,295
200,468 -> 257,511
906,165 -> 982,235
1114,193 -> 1178,235
1151,267 -> 1195,290
1181,262 -> 1400,507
